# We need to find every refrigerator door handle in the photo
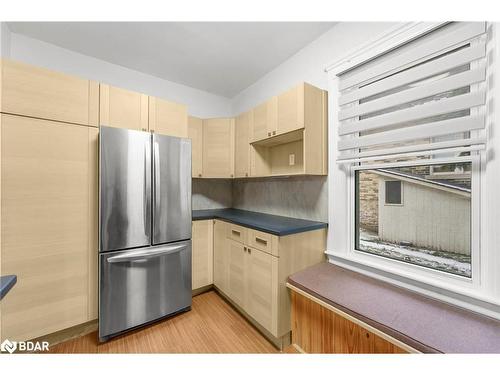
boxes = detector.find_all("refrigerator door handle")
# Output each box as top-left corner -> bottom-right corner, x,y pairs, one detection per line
144,140 -> 151,232
153,140 -> 161,220
106,244 -> 187,263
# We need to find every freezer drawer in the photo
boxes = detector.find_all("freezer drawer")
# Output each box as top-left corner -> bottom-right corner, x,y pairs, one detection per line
99,240 -> 192,340
152,134 -> 192,245
100,126 -> 152,252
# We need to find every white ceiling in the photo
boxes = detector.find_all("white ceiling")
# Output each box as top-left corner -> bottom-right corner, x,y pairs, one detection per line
6,22 -> 335,97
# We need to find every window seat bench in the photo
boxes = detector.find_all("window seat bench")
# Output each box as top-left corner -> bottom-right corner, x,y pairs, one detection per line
287,263 -> 500,353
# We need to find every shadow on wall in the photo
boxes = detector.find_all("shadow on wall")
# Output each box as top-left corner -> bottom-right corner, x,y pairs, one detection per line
232,176 -> 328,222
192,179 -> 233,210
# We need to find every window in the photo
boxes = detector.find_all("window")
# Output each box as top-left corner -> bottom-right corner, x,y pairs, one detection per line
355,162 -> 472,278
384,181 -> 402,204
326,22 -> 499,318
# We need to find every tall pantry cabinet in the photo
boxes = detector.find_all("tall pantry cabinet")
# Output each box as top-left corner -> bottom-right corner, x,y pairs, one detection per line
0,59 -> 99,342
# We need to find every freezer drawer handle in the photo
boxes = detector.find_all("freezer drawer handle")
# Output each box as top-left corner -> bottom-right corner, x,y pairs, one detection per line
106,244 -> 186,263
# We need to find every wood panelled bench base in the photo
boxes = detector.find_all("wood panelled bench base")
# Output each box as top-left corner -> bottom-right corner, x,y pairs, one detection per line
289,286 -> 412,353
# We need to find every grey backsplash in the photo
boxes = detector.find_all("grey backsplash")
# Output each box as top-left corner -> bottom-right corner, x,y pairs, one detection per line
232,176 -> 328,222
193,176 -> 328,222
192,178 -> 233,210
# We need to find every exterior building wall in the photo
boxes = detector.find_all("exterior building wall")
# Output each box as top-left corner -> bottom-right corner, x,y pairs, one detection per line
378,178 -> 471,255
358,171 -> 379,233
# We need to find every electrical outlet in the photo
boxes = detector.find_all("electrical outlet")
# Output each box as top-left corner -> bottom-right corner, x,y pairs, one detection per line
289,153 -> 295,166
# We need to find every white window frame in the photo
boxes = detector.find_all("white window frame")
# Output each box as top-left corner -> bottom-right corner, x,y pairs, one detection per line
326,22 -> 500,320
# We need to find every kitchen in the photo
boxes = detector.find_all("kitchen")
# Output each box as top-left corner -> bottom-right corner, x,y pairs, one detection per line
1,6 -> 500,372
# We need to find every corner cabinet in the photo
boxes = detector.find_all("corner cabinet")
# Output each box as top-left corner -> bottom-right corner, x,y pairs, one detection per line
202,118 -> 235,178
235,110 -> 252,178
211,219 -> 326,348
191,220 -> 213,290
188,116 -> 204,178
99,84 -> 149,131
149,97 -> 188,137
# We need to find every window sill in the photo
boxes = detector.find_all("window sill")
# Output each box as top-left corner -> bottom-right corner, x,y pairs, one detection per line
326,251 -> 500,321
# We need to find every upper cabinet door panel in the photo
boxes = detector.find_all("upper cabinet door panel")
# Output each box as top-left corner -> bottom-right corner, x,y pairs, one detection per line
235,110 -> 252,178
99,84 -> 148,131
1,59 -> 97,126
202,118 -> 234,178
252,97 -> 277,142
188,116 -> 203,178
149,97 -> 188,137
277,83 -> 305,135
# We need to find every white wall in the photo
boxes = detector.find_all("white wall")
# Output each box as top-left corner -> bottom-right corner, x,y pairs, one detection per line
231,22 -> 397,114
0,22 -> 11,57
6,31 -> 232,118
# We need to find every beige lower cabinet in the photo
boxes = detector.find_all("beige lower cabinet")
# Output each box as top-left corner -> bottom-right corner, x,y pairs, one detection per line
191,220 -> 213,290
149,96 -> 188,137
0,114 -> 98,342
213,220 -> 229,295
211,218 -> 326,346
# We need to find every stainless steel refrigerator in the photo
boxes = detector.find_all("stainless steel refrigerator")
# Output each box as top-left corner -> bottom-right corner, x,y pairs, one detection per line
98,126 -> 192,341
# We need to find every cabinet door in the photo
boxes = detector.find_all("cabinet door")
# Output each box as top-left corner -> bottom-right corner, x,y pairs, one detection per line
202,118 -> 235,178
188,116 -> 203,178
191,220 -> 213,290
0,114 -> 94,341
252,97 -> 277,142
277,83 -> 305,135
246,247 -> 278,335
213,220 -> 229,294
149,97 -> 188,137
0,59 -> 98,126
227,239 -> 247,309
99,84 -> 149,131
235,110 -> 252,178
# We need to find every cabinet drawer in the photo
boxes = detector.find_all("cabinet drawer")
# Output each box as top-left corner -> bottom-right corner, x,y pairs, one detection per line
247,229 -> 278,256
226,224 -> 247,244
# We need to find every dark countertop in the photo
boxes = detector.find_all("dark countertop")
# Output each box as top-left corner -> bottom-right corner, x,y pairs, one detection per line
288,262 -> 500,353
192,208 -> 327,236
0,275 -> 17,300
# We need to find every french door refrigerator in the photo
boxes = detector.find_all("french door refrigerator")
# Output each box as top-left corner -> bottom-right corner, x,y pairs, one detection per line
98,126 -> 192,341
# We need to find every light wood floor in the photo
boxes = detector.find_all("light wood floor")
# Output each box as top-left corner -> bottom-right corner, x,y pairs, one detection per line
49,291 -> 287,354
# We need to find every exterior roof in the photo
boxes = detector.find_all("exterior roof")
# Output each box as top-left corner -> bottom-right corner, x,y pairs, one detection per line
374,169 -> 471,197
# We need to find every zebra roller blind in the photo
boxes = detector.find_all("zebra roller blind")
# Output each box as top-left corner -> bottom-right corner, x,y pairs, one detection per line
336,22 -> 488,164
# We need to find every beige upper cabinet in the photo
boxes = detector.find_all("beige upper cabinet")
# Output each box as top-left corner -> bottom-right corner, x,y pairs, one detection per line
0,59 -> 98,126
235,110 -> 252,178
277,82 -> 325,136
0,114 -> 96,342
149,97 -> 188,137
202,118 -> 235,178
188,116 -> 203,178
99,84 -> 149,131
251,97 -> 277,142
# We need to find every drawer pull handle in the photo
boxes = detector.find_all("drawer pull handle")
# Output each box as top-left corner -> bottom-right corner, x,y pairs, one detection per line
232,230 -> 241,236
255,237 -> 267,245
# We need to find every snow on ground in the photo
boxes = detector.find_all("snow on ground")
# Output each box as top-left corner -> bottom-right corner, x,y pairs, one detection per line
358,229 -> 471,278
